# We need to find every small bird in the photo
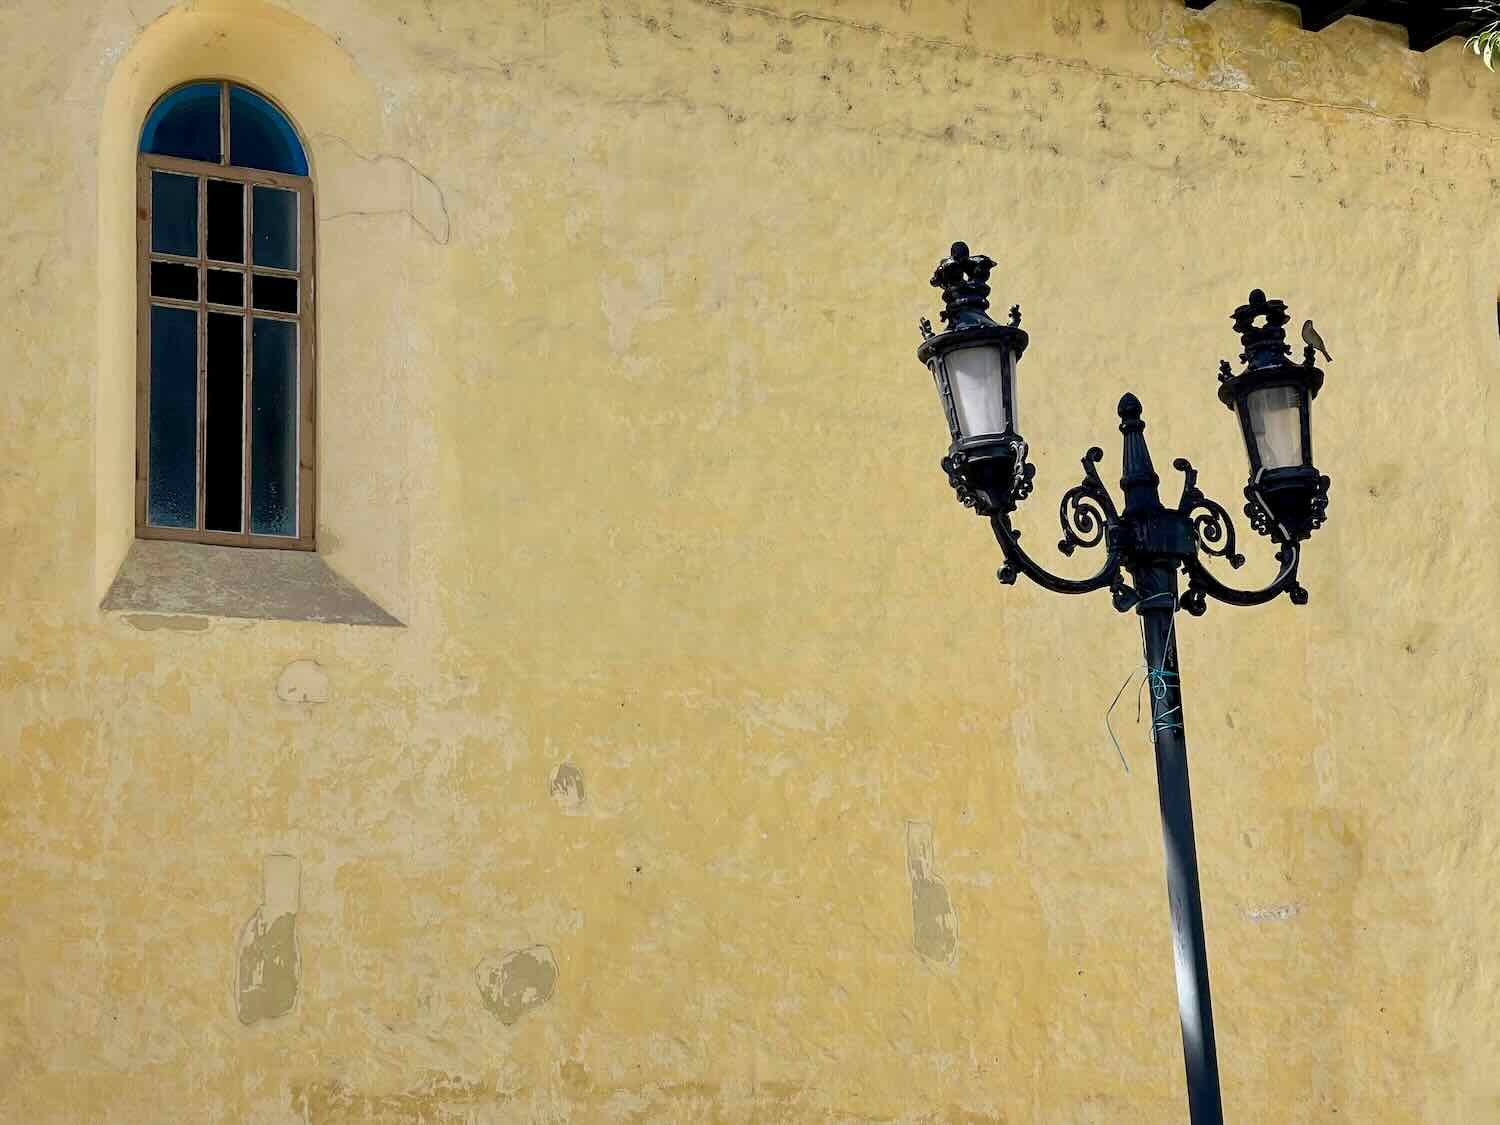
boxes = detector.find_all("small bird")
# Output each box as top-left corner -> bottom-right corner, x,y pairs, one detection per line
1301,319 -> 1331,363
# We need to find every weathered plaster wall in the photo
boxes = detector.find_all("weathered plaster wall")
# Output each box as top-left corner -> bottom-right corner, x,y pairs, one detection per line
4,0 -> 1500,1120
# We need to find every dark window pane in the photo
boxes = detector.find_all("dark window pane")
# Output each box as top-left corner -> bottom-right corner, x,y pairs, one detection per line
207,269 -> 243,306
251,318 -> 298,536
252,186 -> 298,269
229,86 -> 308,175
252,274 -> 298,314
151,171 -> 198,256
140,82 -> 221,163
206,179 -> 244,262
204,313 -> 244,533
148,306 -> 198,528
150,261 -> 198,301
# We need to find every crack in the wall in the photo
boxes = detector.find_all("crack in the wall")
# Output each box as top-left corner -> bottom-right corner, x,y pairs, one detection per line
316,135 -> 452,245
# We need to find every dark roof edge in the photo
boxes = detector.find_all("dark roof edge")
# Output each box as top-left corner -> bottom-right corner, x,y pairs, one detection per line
1183,1 -> 1482,53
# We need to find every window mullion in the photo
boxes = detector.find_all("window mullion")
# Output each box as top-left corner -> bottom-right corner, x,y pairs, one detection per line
196,174 -> 208,532
242,167 -> 253,538
220,82 -> 230,167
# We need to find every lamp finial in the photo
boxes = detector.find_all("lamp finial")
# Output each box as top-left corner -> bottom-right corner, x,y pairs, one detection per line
929,241 -> 998,331
1232,289 -> 1293,370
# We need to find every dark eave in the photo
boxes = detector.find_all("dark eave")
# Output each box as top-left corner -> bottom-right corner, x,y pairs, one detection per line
1182,1 -> 1482,52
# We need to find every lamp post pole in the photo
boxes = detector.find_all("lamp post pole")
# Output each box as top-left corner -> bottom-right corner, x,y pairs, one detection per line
913,243 -> 1332,1125
1118,397 -> 1222,1121
1140,592 -> 1223,1123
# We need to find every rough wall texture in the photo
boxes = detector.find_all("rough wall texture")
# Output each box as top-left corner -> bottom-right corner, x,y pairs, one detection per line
3,0 -> 1500,1121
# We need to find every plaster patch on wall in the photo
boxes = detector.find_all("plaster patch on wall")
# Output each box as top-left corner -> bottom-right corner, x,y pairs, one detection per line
548,762 -> 586,812
740,689 -> 849,735
317,135 -> 451,244
236,855 -> 301,1025
1246,903 -> 1300,923
475,945 -> 558,1025
599,258 -> 670,352
906,820 -> 958,966
276,660 -> 329,704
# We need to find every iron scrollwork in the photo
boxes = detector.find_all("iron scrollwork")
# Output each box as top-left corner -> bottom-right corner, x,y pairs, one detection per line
942,439 -> 1036,516
990,446 -> 1128,604
1057,447 -> 1115,558
1179,542 -> 1306,617
1244,474 -> 1331,542
1170,460 -> 1310,616
941,451 -> 978,512
1174,459 -> 1245,568
983,410 -> 1311,618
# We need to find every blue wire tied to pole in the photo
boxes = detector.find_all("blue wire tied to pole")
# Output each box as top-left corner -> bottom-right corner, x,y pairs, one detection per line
1103,591 -> 1181,772
1146,665 -> 1182,741
1104,669 -> 1139,773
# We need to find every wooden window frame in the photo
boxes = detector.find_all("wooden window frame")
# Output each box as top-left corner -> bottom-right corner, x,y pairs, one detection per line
136,82 -> 316,551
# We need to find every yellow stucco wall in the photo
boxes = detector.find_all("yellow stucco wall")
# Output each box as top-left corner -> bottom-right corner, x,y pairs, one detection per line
5,0 -> 1500,1120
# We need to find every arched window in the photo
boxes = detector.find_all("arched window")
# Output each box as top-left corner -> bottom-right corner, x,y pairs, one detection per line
137,82 -> 315,549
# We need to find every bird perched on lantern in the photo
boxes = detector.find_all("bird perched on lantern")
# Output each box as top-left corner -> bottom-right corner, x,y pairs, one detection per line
1301,319 -> 1331,364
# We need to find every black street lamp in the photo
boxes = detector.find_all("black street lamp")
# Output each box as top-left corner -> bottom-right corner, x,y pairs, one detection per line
915,243 -> 1331,1125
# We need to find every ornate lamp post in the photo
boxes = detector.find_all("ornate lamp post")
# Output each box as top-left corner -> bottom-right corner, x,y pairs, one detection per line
915,243 -> 1331,1125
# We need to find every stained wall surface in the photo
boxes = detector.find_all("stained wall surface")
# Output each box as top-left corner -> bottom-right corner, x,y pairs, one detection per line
3,0 -> 1500,1121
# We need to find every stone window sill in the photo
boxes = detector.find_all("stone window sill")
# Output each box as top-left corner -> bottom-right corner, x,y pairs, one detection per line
101,538 -> 401,626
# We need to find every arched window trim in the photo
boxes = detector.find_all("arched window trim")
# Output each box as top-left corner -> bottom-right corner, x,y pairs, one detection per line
136,79 -> 317,551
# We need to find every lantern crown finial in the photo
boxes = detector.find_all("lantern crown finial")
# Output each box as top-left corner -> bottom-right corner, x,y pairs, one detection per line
1232,289 -> 1293,370
930,241 -> 998,330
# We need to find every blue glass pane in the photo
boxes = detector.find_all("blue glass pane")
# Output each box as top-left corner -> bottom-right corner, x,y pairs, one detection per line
229,86 -> 307,175
252,186 -> 298,269
148,306 -> 198,528
251,318 -> 298,536
140,83 -> 221,163
151,171 -> 198,256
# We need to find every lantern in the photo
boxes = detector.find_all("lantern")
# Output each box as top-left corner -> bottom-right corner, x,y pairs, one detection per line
1217,290 -> 1330,542
917,243 -> 1031,515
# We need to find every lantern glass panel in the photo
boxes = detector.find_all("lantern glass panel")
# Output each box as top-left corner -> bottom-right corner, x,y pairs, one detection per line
947,343 -> 1013,438
1246,385 -> 1304,470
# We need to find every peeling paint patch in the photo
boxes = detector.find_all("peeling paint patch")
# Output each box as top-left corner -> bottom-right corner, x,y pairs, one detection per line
548,761 -> 586,812
120,612 -> 211,632
291,1073 -> 495,1124
475,945 -> 558,1025
906,820 -> 958,966
1246,903 -> 1300,923
1205,62 -> 1251,92
276,660 -> 329,704
236,855 -> 301,1025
